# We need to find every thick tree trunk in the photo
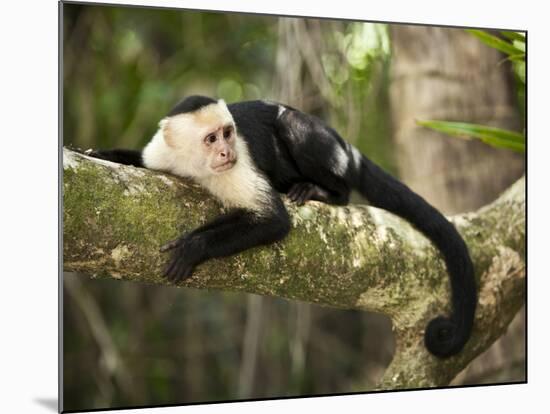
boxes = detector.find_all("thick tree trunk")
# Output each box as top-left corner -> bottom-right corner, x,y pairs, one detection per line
389,26 -> 524,215
63,148 -> 525,389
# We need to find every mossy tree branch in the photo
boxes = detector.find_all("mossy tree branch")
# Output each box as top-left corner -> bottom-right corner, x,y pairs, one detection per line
63,148 -> 525,389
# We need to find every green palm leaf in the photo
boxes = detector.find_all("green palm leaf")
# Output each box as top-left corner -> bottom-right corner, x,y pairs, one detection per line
466,29 -> 525,57
500,31 -> 526,43
416,120 -> 525,153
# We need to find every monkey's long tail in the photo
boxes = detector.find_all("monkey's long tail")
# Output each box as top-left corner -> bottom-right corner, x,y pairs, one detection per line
354,154 -> 477,358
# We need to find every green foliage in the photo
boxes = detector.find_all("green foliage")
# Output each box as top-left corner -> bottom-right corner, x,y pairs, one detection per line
63,4 -> 276,150
321,23 -> 394,174
467,29 -> 526,85
418,29 -> 526,153
466,29 -> 525,59
416,120 -> 525,153
500,31 -> 526,43
63,4 -> 393,173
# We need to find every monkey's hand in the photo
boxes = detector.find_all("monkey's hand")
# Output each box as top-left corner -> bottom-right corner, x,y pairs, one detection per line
160,235 -> 205,283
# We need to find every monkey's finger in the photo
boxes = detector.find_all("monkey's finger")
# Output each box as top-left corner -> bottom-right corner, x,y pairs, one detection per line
162,264 -> 175,281
167,260 -> 182,282
182,268 -> 194,281
174,261 -> 193,283
289,184 -> 308,203
160,239 -> 182,253
287,184 -> 300,201
163,254 -> 177,275
177,265 -> 194,283
163,256 -> 182,281
300,187 -> 316,205
170,254 -> 192,283
295,185 -> 312,205
295,187 -> 307,205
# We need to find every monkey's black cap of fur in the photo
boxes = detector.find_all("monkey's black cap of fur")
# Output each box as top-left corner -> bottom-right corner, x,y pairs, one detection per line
167,95 -> 217,117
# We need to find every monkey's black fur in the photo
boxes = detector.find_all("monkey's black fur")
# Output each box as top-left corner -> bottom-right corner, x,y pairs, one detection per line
90,97 -> 477,358
167,95 -> 217,117
89,148 -> 144,167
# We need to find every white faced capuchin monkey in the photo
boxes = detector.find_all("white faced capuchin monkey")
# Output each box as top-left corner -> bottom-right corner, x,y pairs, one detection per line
88,95 -> 477,358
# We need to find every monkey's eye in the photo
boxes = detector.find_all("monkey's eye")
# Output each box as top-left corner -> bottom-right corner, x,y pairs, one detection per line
223,127 -> 233,139
206,134 -> 217,144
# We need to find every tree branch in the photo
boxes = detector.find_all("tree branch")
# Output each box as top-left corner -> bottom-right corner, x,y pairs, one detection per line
63,148 -> 525,389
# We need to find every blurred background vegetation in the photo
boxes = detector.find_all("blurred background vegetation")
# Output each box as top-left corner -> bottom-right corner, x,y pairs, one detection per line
63,2 -> 525,411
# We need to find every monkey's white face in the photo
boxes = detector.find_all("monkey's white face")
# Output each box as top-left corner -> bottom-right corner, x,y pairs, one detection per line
142,98 -> 271,211
160,100 -> 238,178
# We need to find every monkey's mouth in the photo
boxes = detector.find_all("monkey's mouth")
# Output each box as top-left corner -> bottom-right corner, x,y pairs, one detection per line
213,158 -> 237,172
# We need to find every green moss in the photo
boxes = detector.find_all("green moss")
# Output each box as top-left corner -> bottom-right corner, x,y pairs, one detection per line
63,158 -> 222,282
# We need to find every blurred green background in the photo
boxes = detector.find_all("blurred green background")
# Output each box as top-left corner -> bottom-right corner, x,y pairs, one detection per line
63,2 -> 525,412
63,3 -> 393,171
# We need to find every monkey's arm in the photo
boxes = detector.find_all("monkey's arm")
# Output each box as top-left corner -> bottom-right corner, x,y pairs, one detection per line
163,199 -> 290,283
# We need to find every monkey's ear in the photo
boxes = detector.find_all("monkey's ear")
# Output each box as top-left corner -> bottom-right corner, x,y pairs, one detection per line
159,118 -> 175,148
216,99 -> 234,120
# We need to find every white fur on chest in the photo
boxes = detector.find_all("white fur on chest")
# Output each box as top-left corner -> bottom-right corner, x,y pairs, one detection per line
198,138 -> 271,211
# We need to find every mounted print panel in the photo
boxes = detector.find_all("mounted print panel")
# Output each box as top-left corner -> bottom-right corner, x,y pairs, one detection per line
61,1 -> 526,412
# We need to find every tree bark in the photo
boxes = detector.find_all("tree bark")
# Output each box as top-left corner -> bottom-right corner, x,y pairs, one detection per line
63,148 -> 525,389
389,26 -> 524,215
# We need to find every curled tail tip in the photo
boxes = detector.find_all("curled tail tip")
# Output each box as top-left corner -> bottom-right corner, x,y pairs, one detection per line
424,316 -> 470,358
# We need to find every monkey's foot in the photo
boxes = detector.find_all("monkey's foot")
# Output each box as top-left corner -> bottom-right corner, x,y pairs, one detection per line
287,182 -> 327,205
